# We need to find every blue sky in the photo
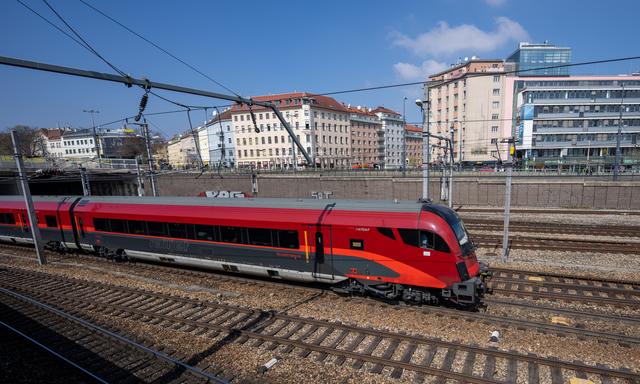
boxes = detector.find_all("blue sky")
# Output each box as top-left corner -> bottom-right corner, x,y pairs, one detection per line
1,0 -> 639,138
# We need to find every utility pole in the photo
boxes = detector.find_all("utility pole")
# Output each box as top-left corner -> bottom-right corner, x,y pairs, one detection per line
449,127 -> 454,209
79,166 -> 90,196
402,97 -> 407,177
614,83 -> 625,181
416,98 -> 430,200
131,120 -> 157,196
501,137 -> 516,263
11,129 -> 46,265
142,119 -> 157,196
83,109 -> 101,167
135,156 -> 145,196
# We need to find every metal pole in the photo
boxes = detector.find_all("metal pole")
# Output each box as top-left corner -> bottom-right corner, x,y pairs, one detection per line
79,166 -> 90,196
502,138 -> 514,263
448,128 -> 454,209
135,156 -> 145,197
0,55 -> 313,165
614,83 -> 624,181
422,100 -> 430,200
142,121 -> 157,196
83,109 -> 101,167
11,129 -> 46,265
402,97 -> 407,177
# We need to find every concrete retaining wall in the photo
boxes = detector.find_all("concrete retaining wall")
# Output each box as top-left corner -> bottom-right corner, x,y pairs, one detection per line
155,173 -> 640,210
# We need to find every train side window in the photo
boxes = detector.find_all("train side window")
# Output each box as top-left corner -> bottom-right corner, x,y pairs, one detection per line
277,230 -> 299,249
195,225 -> 214,241
109,219 -> 127,234
93,218 -> 108,231
433,233 -> 450,252
45,215 -> 57,228
398,229 -> 419,247
0,213 -> 15,225
248,228 -> 273,246
350,239 -> 364,250
376,227 -> 395,240
220,226 -> 243,244
147,221 -> 167,237
417,230 -> 450,252
128,220 -> 147,235
167,223 -> 188,239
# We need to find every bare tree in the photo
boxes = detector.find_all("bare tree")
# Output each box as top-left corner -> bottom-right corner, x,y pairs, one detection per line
0,126 -> 42,157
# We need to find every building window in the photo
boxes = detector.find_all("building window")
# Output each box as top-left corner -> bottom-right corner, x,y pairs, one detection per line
492,114 -> 499,120
491,126 -> 498,133
492,101 -> 500,109
492,89 -> 500,96
493,75 -> 500,83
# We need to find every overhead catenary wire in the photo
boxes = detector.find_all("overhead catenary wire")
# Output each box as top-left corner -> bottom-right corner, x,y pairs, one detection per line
22,0 -> 222,112
77,0 -> 241,98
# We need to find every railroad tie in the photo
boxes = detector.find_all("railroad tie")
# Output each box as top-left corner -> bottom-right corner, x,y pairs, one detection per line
369,339 -> 400,374
433,349 -> 457,384
334,333 -> 366,366
352,335 -> 382,370
389,343 -> 417,379
413,346 -> 437,383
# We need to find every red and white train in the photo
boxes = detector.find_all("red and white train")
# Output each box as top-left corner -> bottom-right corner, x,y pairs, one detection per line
0,196 -> 490,307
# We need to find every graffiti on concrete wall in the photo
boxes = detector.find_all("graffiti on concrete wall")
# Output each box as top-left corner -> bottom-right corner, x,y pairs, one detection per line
200,191 -> 248,198
311,191 -> 334,199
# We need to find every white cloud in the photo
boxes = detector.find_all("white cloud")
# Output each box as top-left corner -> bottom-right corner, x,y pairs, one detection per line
393,60 -> 448,80
484,0 -> 507,6
392,17 -> 529,57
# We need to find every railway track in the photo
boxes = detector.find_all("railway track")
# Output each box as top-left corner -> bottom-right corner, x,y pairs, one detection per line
459,208 -> 640,216
0,284 -> 227,384
488,268 -> 640,309
477,234 -> 639,254
1,246 -> 639,346
1,266 -> 637,383
465,219 -> 640,237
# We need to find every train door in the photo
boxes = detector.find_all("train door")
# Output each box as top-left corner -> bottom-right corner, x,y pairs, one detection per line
308,225 -> 334,280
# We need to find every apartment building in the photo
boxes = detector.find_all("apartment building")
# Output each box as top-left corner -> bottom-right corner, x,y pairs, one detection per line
36,128 -> 66,158
231,92 -> 351,169
347,105 -> 383,168
167,133 -> 199,169
505,76 -> 640,169
205,109 -> 235,168
405,124 -> 423,168
427,59 -> 509,164
372,107 -> 404,169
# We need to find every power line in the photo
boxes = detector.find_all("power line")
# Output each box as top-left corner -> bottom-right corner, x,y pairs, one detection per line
77,0 -> 241,97
21,0 -> 218,111
41,0 -> 128,77
310,56 -> 640,97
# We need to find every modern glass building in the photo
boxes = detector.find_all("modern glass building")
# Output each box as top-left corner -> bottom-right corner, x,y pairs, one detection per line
506,42 -> 572,76
512,77 -> 640,171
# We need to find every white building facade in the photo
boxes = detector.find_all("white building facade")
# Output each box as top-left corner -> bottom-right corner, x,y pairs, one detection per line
372,107 -> 404,169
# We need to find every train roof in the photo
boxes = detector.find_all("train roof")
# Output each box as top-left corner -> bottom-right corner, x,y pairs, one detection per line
0,195 -> 448,214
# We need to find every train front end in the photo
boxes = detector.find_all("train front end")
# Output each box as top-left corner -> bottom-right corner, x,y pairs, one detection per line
422,204 -> 492,308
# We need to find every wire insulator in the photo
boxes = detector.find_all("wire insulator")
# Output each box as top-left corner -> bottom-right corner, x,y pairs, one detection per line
135,92 -> 149,121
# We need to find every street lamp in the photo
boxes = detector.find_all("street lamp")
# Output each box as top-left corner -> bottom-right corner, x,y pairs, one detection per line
83,109 -> 101,166
416,98 -> 430,200
402,97 -> 407,176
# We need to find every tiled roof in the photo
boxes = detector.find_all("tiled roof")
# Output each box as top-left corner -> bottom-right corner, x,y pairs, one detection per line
371,106 -> 401,116
405,124 -> 422,132
38,128 -> 65,140
344,105 -> 378,117
230,92 -> 348,113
